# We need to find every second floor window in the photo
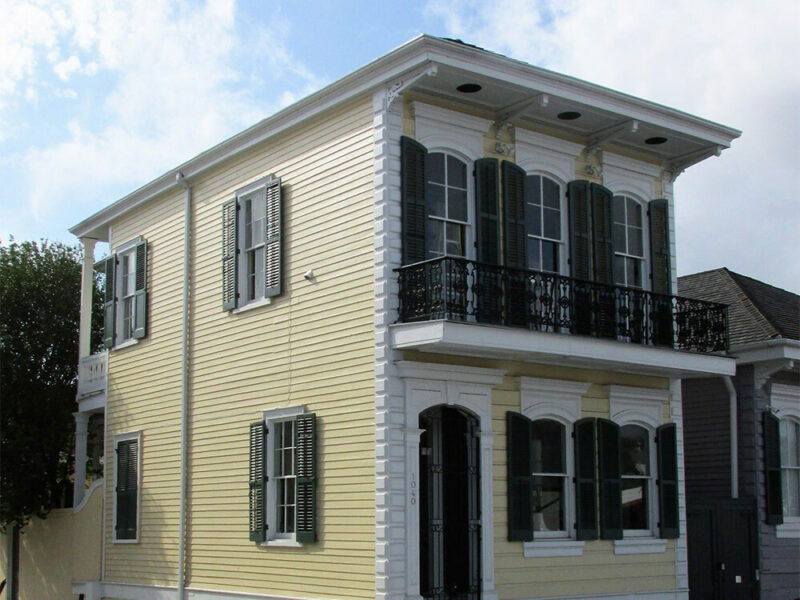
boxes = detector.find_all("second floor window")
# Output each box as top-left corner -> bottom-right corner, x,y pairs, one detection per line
525,176 -> 562,273
613,195 -> 645,288
102,239 -> 148,349
426,153 -> 469,259
781,418 -> 800,518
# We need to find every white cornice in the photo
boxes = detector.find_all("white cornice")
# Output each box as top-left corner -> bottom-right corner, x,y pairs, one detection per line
395,360 -> 505,386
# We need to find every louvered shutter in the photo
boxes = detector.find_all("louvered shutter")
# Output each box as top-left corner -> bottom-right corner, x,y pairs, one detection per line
115,439 -> 138,540
648,199 -> 672,295
264,179 -> 282,298
132,240 -> 148,339
502,161 -> 527,269
222,199 -> 238,310
401,136 -> 428,265
475,158 -> 500,264
657,423 -> 679,538
507,412 -> 534,541
249,421 -> 267,542
568,181 -> 592,281
102,255 -> 116,348
598,419 -> 622,540
591,184 -> 615,285
763,412 -> 783,525
295,413 -> 317,543
574,418 -> 598,540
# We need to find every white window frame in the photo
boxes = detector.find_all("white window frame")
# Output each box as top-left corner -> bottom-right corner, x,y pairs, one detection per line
425,150 -> 474,260
234,177 -> 274,311
772,383 -> 800,538
609,385 -> 669,554
612,194 -> 647,289
523,173 -> 566,275
262,405 -> 304,546
113,431 -> 141,543
110,236 -> 142,349
521,377 -> 589,557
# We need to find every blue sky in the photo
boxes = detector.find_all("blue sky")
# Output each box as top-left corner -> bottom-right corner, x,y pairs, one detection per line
2,0 -> 798,292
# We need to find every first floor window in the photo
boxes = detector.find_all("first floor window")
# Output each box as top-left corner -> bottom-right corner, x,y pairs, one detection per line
780,418 -> 800,518
249,410 -> 317,544
620,424 -> 653,531
114,433 -> 140,541
531,419 -> 567,533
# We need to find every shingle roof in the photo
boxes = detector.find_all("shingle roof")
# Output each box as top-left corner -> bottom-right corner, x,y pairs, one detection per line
678,268 -> 800,347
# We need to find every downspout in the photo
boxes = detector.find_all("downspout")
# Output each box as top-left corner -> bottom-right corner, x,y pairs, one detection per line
177,172 -> 191,599
724,376 -> 739,499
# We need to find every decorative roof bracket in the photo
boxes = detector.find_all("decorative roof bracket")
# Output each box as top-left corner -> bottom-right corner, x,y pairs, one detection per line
494,93 -> 549,137
584,119 -> 638,160
385,63 -> 439,109
662,144 -> 723,182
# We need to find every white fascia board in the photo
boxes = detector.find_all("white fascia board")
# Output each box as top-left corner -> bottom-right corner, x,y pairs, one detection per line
389,320 -> 735,378
731,339 -> 800,364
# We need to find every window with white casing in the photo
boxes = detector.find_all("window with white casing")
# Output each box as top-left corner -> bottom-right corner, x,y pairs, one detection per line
613,195 -> 645,288
426,152 -> 470,259
273,418 -> 297,537
772,383 -> 800,538
531,419 -> 568,534
525,175 -> 563,273
102,237 -> 147,349
114,432 -> 141,542
118,247 -> 137,341
620,424 -> 654,532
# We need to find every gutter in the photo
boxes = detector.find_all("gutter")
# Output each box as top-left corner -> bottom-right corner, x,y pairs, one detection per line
723,376 -> 738,498
177,172 -> 191,599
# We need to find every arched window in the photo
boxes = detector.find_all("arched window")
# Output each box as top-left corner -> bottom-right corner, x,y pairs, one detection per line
531,419 -> 568,534
525,175 -> 563,273
780,418 -> 800,518
426,152 -> 469,259
613,195 -> 645,288
620,424 -> 654,531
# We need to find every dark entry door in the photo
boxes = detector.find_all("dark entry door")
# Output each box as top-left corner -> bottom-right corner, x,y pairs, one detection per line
419,406 -> 481,600
688,499 -> 759,600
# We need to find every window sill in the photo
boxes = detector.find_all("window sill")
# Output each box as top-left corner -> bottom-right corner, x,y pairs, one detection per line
524,539 -> 585,557
232,297 -> 272,314
111,338 -> 139,351
775,520 -> 800,538
262,538 -> 303,548
112,537 -> 139,544
613,537 -> 667,555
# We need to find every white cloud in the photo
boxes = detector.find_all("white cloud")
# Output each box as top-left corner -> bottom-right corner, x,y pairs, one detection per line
426,0 -> 800,292
54,55 -> 82,81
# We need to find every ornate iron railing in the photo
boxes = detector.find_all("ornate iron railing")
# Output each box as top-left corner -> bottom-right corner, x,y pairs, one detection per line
396,257 -> 728,353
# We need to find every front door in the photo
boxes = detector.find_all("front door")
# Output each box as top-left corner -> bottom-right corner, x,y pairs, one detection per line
688,499 -> 759,600
419,405 -> 481,600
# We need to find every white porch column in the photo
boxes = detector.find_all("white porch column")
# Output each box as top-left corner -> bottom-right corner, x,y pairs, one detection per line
79,237 -> 97,360
73,411 -> 90,507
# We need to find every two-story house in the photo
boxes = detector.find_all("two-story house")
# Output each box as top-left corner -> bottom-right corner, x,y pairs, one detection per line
4,35 -> 742,600
680,269 -> 800,600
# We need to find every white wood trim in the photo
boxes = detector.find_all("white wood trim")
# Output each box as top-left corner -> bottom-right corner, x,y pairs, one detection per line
609,385 -> 669,429
523,539 -> 585,557
603,152 -> 662,178
411,101 -> 492,163
515,128 -> 582,185
613,537 -> 668,555
771,383 -> 800,414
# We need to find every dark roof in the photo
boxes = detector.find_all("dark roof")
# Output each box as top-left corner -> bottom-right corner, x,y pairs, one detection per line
678,268 -> 800,347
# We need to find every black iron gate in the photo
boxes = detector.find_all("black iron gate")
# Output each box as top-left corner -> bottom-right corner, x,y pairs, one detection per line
419,405 -> 482,600
688,499 -> 759,600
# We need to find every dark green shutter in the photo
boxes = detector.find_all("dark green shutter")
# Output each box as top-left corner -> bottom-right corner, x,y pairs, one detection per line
591,183 -> 615,285
764,412 -> 783,525
648,199 -> 672,295
264,180 -> 282,298
502,161 -> 527,269
249,421 -> 267,542
132,240 -> 147,339
115,439 -> 138,540
507,412 -> 534,541
102,255 -> 116,348
222,199 -> 238,311
574,418 -> 598,540
401,136 -> 428,265
475,158 -> 500,265
295,413 -> 317,543
568,181 -> 592,281
598,418 -> 622,540
657,423 -> 679,538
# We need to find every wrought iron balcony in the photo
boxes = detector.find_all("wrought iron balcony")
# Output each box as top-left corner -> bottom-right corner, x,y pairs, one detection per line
396,257 -> 728,354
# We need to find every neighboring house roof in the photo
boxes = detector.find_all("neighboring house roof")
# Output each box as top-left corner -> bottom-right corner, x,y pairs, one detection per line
678,268 -> 800,347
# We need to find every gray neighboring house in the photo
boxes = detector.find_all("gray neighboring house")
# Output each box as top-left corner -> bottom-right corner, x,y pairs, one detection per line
679,268 -> 800,600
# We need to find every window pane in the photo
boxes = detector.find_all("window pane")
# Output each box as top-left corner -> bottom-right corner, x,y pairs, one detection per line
526,175 -> 541,206
614,196 -> 626,224
622,478 -> 648,529
427,183 -> 445,217
244,200 -> 253,248
542,178 -> 560,209
445,222 -> 465,256
531,419 -> 565,473
533,475 -> 565,531
628,197 -> 642,227
543,207 -> 560,239
426,219 -> 444,258
428,153 -> 445,184
614,255 -> 626,285
526,204 -> 542,237
527,239 -> 541,271
448,188 -> 468,222
613,223 -> 626,252
782,469 -> 800,517
447,155 -> 467,188
542,241 -> 558,273
620,425 -> 650,476
780,420 -> 799,467
628,227 -> 643,257
627,257 -> 642,289
285,505 -> 295,533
